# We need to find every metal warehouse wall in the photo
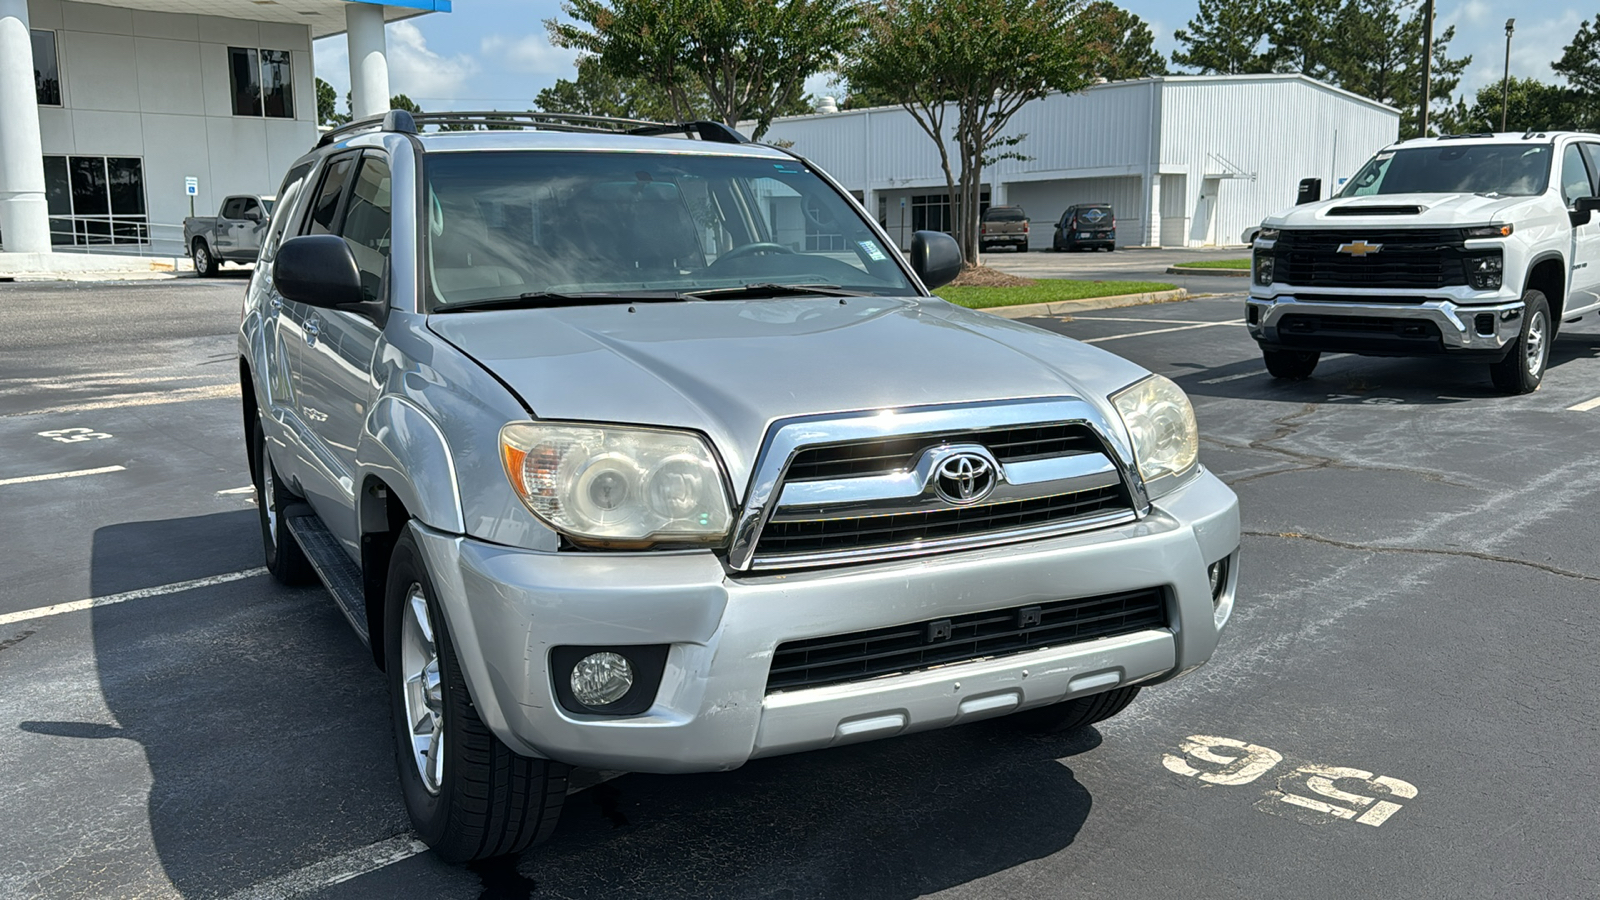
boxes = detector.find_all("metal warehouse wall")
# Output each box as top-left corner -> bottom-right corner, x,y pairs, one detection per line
1003,177 -> 1143,249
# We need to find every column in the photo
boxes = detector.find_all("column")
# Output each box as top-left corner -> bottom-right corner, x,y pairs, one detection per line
0,0 -> 50,253
1145,173 -> 1162,248
346,2 -> 390,121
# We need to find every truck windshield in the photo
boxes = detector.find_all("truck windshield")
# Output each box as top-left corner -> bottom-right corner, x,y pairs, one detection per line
422,151 -> 917,309
1340,144 -> 1552,198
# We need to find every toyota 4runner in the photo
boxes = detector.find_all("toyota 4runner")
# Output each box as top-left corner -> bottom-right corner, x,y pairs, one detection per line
239,110 -> 1240,861
1247,132 -> 1600,393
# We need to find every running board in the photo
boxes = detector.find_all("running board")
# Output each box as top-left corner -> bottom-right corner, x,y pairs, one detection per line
286,512 -> 371,647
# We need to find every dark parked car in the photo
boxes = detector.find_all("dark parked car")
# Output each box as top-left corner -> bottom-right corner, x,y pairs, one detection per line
1054,204 -> 1116,251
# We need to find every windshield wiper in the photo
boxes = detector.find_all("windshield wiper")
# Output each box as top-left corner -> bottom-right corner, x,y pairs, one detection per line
433,290 -> 687,313
683,283 -> 869,301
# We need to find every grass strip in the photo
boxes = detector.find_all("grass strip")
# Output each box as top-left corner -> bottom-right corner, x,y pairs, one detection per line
935,279 -> 1177,309
1170,259 -> 1251,270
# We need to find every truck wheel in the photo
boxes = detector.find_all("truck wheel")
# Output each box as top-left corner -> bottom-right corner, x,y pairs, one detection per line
192,240 -> 217,278
1263,348 -> 1319,380
1019,244 -> 1029,253
252,418 -> 316,585
1008,686 -> 1141,733
385,528 -> 569,862
1489,290 -> 1551,395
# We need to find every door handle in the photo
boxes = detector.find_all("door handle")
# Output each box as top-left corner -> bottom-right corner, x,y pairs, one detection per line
304,319 -> 320,345
269,296 -> 283,310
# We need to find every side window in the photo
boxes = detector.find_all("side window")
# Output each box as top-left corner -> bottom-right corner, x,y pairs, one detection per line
339,155 -> 392,301
221,197 -> 244,219
260,162 -> 314,262
304,155 -> 356,236
1583,144 -> 1600,195
1559,144 -> 1593,206
239,198 -> 261,219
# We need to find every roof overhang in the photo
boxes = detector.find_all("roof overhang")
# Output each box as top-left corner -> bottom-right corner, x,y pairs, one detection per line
76,0 -> 451,40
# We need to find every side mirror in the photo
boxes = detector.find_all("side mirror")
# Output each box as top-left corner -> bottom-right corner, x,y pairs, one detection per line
244,208 -> 264,223
1571,196 -> 1600,228
1296,178 -> 1322,205
274,235 -> 367,310
910,230 -> 963,290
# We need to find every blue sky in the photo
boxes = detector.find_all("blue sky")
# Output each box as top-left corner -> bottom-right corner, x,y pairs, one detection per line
312,0 -> 1594,114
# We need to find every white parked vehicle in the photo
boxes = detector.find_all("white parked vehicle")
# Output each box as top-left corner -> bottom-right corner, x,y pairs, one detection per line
1246,132 -> 1600,393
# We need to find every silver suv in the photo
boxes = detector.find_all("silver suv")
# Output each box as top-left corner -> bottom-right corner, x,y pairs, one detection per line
239,111 -> 1240,861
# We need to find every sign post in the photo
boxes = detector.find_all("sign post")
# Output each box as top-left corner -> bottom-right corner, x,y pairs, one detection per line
185,176 -> 198,218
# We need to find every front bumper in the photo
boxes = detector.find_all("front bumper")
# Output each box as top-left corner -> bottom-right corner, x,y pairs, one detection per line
1247,294 -> 1524,355
413,469 -> 1240,773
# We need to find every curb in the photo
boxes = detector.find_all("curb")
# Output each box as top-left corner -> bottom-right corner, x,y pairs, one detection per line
1165,266 -> 1250,277
974,288 -> 1188,320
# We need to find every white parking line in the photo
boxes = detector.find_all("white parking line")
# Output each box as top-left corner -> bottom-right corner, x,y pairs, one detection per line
1071,316 -> 1236,325
1200,371 -> 1263,385
1567,395 -> 1600,412
0,567 -> 267,628
217,486 -> 257,495
1,383 -> 238,418
1083,321 -> 1240,343
0,465 -> 126,487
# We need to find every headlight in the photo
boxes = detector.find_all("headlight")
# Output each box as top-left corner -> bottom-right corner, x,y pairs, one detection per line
1112,375 -> 1199,496
1465,252 -> 1504,290
1464,223 -> 1512,238
1256,227 -> 1280,242
499,422 -> 732,546
1254,252 -> 1275,286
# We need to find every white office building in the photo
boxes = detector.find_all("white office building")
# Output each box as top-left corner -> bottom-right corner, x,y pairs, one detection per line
760,75 -> 1400,249
0,0 -> 448,259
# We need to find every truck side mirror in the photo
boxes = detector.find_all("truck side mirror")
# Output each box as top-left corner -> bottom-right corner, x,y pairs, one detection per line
274,235 -> 367,310
1572,196 -> 1600,228
244,207 -> 264,222
910,230 -> 963,290
1297,178 -> 1322,205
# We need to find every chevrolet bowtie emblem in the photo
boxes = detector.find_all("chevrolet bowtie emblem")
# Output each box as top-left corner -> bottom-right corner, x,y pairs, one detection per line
1337,240 -> 1383,257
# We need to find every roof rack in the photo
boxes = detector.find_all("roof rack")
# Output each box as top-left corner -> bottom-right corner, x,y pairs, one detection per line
315,110 -> 749,148
1437,132 -> 1494,140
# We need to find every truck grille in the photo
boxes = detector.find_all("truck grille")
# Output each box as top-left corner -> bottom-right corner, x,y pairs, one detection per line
765,588 -> 1168,693
784,423 -> 1104,481
1274,228 -> 1467,289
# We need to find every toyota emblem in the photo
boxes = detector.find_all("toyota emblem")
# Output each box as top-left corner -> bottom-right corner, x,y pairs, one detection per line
934,453 -> 996,505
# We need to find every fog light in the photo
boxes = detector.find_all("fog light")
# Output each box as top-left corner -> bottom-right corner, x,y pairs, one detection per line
570,652 -> 634,707
1207,558 -> 1228,606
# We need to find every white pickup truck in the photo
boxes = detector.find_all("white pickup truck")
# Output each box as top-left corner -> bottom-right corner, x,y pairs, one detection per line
183,194 -> 274,277
1247,132 -> 1600,393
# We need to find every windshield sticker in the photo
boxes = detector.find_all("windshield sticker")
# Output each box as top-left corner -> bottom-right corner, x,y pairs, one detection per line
858,240 -> 888,261
772,163 -> 802,174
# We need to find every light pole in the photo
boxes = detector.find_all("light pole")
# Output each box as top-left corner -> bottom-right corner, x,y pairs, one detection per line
1501,19 -> 1515,132
1420,0 -> 1434,136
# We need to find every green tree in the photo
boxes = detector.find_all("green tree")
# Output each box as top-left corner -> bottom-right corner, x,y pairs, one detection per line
547,0 -> 858,140
316,77 -> 348,126
842,0 -> 1101,265
1172,0 -> 1275,75
1267,0 -> 1341,78
389,93 -> 423,115
1325,0 -> 1468,138
1081,2 -> 1166,81
536,56 -> 705,121
1552,14 -> 1600,130
1453,76 -> 1584,134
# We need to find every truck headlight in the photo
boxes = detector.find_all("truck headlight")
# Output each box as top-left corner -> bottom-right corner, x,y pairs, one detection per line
1112,375 -> 1199,497
500,422 -> 732,546
1465,252 -> 1503,290
1254,252 -> 1275,286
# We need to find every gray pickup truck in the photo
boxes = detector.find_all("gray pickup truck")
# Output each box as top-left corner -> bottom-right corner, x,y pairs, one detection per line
183,194 -> 273,277
240,110 -> 1240,861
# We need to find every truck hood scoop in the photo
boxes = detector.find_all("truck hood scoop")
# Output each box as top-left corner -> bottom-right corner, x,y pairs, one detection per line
426,296 -> 1146,495
1326,204 -> 1425,216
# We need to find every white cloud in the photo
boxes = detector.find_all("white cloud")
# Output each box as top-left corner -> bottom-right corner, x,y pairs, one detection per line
1450,6 -> 1585,94
388,20 -> 479,102
481,33 -> 581,77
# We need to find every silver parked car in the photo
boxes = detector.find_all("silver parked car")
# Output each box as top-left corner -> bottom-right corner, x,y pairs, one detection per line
239,111 -> 1241,861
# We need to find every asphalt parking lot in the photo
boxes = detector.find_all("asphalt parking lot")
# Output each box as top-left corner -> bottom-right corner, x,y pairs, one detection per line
3,277 -> 1599,899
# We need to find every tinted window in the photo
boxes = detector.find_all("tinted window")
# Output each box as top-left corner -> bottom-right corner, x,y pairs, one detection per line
261,49 -> 293,118
304,156 -> 355,235
229,47 -> 261,116
260,163 -> 313,261
239,197 -> 261,218
106,159 -> 144,215
1341,144 -> 1551,198
1585,145 -> 1600,195
984,207 -> 1026,221
222,198 -> 245,219
32,30 -> 60,106
340,156 -> 392,301
1559,144 -> 1593,205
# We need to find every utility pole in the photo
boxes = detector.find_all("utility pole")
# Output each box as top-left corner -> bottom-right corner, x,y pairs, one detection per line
1501,19 -> 1515,132
1419,0 -> 1434,136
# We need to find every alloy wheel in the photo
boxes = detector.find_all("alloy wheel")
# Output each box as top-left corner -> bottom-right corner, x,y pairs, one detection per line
401,584 -> 445,795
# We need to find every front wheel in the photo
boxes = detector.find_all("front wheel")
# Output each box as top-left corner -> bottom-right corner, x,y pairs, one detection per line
1489,290 -> 1551,395
1263,348 -> 1319,380
385,528 -> 569,861
1008,687 -> 1141,733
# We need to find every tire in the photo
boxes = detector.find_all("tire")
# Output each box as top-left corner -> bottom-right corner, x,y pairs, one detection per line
385,528 -> 569,862
1008,686 -> 1141,734
1489,290 -> 1551,395
1263,348 -> 1320,380
1019,244 -> 1029,253
252,418 -> 316,585
192,240 -> 217,278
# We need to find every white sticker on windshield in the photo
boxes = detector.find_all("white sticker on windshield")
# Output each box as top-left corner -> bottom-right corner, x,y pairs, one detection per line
859,240 -> 888,261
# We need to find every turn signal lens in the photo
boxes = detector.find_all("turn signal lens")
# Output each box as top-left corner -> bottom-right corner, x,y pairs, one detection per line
1464,224 -> 1513,238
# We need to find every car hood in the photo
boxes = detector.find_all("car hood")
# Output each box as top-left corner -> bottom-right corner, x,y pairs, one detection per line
427,297 -> 1148,496
1266,192 -> 1541,229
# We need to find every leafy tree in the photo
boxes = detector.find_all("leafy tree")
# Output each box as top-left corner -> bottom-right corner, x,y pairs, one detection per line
536,56 -> 704,121
842,0 -> 1101,265
547,0 -> 859,139
1453,76 -> 1584,134
1172,0 -> 1275,75
1081,2 -> 1166,81
1267,0 -> 1341,79
1325,0 -> 1467,138
389,94 -> 423,115
1552,14 -> 1600,131
316,77 -> 347,127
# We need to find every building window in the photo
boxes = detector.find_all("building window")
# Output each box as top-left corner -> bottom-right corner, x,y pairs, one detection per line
44,155 -> 148,246
909,190 -> 991,235
32,30 -> 60,106
230,47 -> 294,118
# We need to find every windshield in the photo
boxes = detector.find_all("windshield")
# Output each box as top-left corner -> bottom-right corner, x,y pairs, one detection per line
423,151 -> 917,309
1339,144 -> 1552,198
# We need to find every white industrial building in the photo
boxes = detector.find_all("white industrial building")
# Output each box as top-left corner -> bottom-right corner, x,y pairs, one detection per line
0,0 -> 447,259
760,75 -> 1400,250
